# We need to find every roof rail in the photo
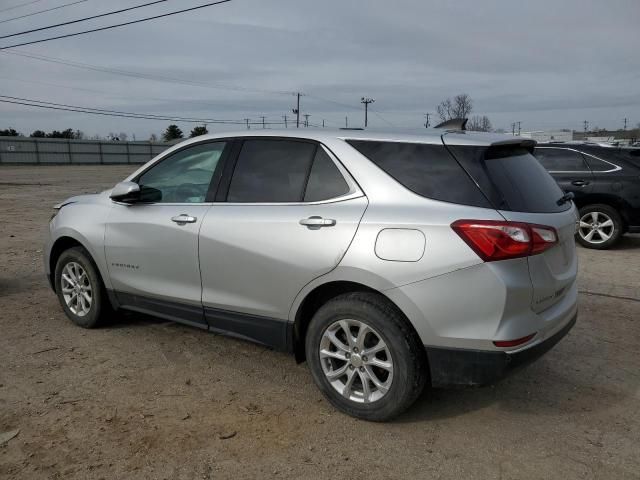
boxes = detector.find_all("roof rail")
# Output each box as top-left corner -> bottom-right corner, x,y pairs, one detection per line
434,118 -> 468,130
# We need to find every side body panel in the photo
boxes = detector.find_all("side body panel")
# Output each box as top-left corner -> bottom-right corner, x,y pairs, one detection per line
104,203 -> 212,308
45,193 -> 113,290
199,196 -> 368,320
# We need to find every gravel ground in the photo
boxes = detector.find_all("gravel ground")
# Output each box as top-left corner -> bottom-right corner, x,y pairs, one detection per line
1,165 -> 639,480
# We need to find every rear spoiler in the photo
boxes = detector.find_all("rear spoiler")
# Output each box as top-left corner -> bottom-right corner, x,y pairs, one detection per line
489,138 -> 536,152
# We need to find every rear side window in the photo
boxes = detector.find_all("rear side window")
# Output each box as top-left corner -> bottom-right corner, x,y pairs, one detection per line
304,147 -> 350,202
534,148 -> 589,171
227,140 -> 316,202
346,140 -> 490,208
450,145 -> 569,213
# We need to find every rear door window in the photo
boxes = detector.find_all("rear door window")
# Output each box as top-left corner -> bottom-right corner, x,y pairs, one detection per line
227,139 -> 316,202
346,140 -> 491,208
534,148 -> 589,171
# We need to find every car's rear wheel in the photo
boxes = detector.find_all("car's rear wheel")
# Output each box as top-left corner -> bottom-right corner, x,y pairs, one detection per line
54,246 -> 111,328
305,292 -> 427,421
576,204 -> 623,249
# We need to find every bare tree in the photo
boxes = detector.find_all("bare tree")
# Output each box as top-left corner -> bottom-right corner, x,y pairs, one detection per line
436,98 -> 454,122
467,115 -> 493,132
436,93 -> 473,121
149,133 -> 158,142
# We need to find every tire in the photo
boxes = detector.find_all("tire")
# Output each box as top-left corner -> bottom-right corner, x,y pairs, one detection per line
576,204 -> 623,250
54,246 -> 112,328
305,292 -> 427,421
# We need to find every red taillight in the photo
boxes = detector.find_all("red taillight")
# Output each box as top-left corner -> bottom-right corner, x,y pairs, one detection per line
493,333 -> 536,348
451,220 -> 557,262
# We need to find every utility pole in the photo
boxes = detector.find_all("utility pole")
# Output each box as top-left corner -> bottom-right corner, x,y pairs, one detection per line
361,97 -> 375,128
293,92 -> 301,128
244,118 -> 250,130
260,116 -> 266,129
624,118 -> 627,130
345,116 -> 348,128
424,113 -> 432,128
517,121 -> 521,136
282,115 -> 288,128
583,120 -> 589,134
303,114 -> 311,127
322,119 -> 325,128
511,122 -> 516,136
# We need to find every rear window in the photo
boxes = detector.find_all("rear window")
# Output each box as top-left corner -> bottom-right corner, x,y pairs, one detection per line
346,140 -> 491,208
448,145 -> 570,213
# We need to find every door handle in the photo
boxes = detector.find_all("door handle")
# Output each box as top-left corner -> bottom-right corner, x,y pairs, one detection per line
299,216 -> 336,229
171,214 -> 197,224
571,180 -> 589,187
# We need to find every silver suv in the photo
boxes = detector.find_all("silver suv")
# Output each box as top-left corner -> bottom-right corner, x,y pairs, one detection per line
45,129 -> 578,421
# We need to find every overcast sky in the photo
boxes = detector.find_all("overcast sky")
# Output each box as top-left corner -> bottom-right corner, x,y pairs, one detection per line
1,0 -> 638,138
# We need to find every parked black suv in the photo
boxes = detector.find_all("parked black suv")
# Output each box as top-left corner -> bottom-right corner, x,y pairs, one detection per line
534,143 -> 640,249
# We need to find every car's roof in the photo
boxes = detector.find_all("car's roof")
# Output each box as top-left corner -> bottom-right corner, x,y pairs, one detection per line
181,128 -> 531,147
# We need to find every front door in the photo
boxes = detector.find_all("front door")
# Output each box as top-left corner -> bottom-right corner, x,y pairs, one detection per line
104,140 -> 228,328
198,139 -> 367,346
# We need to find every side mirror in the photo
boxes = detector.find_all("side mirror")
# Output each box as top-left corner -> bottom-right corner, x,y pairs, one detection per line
110,181 -> 141,203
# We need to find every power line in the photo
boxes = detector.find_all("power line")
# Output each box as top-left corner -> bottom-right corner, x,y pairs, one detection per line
0,0 -> 45,15
1,0 -> 170,39
0,94 -> 287,125
0,0 -> 233,50
0,0 -> 91,25
370,108 -> 395,127
2,49 -> 295,96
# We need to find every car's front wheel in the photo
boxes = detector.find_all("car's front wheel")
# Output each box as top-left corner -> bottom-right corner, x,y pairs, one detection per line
576,204 -> 623,249
305,292 -> 427,421
54,246 -> 111,328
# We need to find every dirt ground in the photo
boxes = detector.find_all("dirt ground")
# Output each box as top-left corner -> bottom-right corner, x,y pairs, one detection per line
1,165 -> 639,479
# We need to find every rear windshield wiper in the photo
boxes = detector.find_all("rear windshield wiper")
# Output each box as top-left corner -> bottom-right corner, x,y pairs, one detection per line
557,191 -> 574,206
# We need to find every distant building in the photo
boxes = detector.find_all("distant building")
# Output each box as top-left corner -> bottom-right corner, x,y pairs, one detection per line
519,130 -> 573,142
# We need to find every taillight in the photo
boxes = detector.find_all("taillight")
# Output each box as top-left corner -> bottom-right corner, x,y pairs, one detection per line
451,220 -> 557,262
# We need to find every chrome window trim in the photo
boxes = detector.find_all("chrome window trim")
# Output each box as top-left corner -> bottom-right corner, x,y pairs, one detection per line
118,140 -> 365,207
220,144 -> 365,206
538,146 -> 622,173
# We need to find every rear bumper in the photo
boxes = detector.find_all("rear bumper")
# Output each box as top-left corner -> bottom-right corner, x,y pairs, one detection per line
426,312 -> 576,388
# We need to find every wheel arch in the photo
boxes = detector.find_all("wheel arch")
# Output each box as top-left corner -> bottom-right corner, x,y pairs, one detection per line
574,194 -> 629,230
290,279 -> 422,364
49,235 -> 112,304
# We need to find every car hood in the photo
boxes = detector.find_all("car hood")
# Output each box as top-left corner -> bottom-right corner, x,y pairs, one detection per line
54,191 -> 109,209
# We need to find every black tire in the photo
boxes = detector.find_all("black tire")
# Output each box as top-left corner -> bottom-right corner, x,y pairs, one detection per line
576,204 -> 623,250
305,292 -> 427,422
54,246 -> 112,328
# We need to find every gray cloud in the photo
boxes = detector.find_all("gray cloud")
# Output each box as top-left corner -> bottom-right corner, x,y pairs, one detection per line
1,0 -> 638,137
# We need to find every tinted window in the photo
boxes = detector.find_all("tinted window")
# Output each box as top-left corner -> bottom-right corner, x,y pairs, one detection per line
227,140 -> 316,202
137,142 -> 226,203
304,147 -> 350,202
484,147 -> 569,213
583,155 -> 615,172
535,148 -> 588,171
347,140 -> 490,208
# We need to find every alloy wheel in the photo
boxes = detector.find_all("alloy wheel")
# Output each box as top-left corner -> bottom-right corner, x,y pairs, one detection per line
578,211 -> 615,245
319,319 -> 393,404
61,261 -> 93,317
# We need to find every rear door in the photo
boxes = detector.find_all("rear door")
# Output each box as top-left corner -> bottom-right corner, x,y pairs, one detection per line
445,138 -> 578,313
198,138 -> 367,346
534,147 -> 593,200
